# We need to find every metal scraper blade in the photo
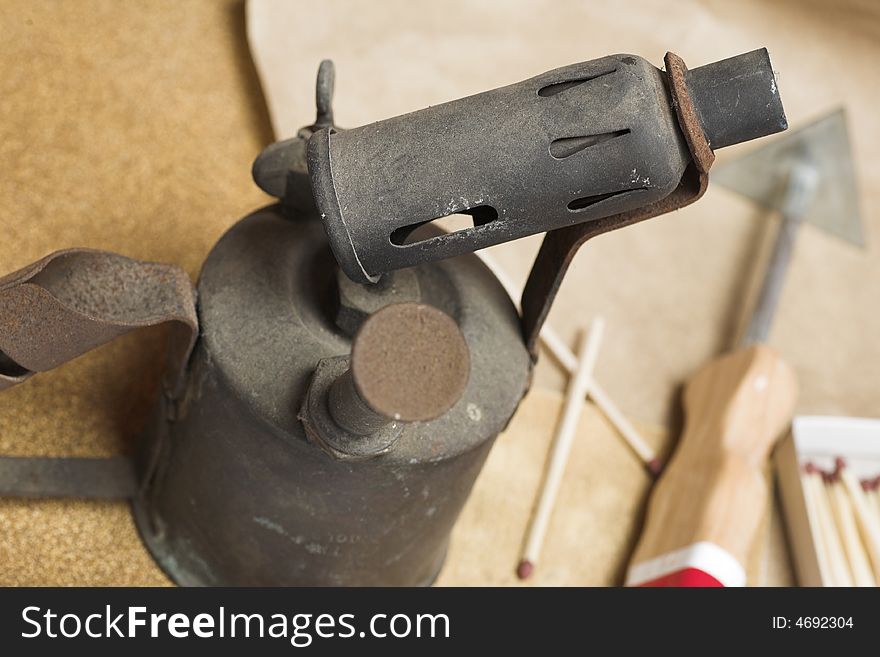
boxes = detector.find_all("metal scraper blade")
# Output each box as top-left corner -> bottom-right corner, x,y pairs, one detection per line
712,109 -> 864,247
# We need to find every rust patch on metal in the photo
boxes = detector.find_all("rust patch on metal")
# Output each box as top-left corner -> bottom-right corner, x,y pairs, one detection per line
664,51 -> 715,173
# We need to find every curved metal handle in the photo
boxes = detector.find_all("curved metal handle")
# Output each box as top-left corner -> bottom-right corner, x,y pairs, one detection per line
0,248 -> 198,398
0,249 -> 198,500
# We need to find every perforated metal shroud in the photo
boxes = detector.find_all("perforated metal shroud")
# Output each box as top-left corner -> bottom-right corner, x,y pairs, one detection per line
308,54 -> 692,284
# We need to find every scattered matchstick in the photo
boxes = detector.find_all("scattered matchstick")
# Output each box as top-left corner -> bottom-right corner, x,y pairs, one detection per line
517,317 -> 605,580
477,252 -> 660,474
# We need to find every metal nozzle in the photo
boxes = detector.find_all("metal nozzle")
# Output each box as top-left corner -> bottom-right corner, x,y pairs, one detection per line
686,48 -> 787,150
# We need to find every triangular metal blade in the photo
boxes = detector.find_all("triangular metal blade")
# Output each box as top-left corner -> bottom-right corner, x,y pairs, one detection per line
713,109 -> 864,247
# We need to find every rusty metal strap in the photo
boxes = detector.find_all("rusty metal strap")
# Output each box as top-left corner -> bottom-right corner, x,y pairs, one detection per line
0,248 -> 198,397
0,249 -> 196,499
0,456 -> 137,499
520,51 -> 714,359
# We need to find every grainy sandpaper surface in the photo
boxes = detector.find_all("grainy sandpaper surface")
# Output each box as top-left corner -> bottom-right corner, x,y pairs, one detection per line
0,0 -> 269,586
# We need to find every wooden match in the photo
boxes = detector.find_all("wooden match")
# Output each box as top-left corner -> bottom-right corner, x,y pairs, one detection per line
836,459 -> 880,584
477,252 -> 659,473
802,463 -> 852,586
824,466 -> 875,586
516,317 -> 605,580
868,477 -> 880,517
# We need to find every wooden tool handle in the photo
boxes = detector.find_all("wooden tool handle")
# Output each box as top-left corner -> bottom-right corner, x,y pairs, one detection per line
631,344 -> 798,569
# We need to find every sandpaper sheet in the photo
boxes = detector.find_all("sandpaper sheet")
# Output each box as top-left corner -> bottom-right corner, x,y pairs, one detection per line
2,0 -> 875,585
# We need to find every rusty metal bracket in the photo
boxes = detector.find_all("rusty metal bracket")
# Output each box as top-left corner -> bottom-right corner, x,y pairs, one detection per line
0,248 -> 198,499
520,52 -> 714,360
0,248 -> 198,397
